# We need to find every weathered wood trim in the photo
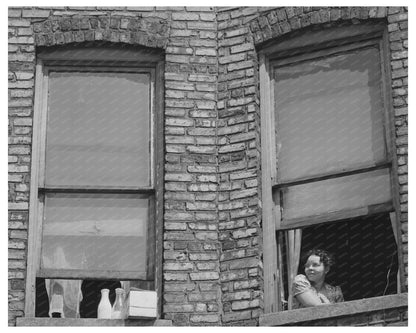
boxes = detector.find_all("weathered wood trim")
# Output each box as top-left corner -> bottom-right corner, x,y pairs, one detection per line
38,46 -> 164,63
16,318 -> 172,326
154,59 -> 165,319
45,65 -> 155,73
270,37 -> 380,66
146,194 -> 155,281
38,186 -> 155,194
36,269 -> 148,280
259,293 -> 408,326
24,59 -> 47,317
380,25 -> 405,293
149,68 -> 156,189
44,60 -> 161,68
272,162 -> 391,189
35,194 -> 44,274
259,52 -> 279,313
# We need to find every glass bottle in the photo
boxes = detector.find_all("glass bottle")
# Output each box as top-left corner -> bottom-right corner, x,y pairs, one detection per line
97,288 -> 112,319
111,288 -> 126,319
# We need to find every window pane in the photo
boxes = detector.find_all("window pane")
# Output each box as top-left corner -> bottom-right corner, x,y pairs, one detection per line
274,47 -> 386,182
45,71 -> 151,187
282,168 -> 392,221
41,193 -> 149,273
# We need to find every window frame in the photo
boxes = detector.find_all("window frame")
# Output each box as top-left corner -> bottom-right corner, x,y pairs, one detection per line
259,23 -> 404,314
24,46 -> 165,318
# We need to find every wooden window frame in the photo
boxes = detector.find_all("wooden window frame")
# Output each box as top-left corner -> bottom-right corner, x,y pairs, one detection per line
259,22 -> 404,314
24,46 -> 165,318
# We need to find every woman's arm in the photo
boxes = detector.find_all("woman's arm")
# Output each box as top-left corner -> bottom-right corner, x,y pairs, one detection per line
295,290 -> 327,307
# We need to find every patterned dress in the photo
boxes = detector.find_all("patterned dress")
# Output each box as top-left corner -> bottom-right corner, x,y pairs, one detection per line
292,274 -> 344,309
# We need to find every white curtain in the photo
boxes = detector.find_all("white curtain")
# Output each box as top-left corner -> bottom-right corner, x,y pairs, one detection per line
286,229 -> 302,310
277,233 -> 285,311
45,279 -> 82,318
389,212 -> 401,293
44,247 -> 83,318
43,247 -> 133,318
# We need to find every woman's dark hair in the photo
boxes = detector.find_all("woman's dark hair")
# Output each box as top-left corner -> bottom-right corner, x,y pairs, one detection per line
301,248 -> 335,269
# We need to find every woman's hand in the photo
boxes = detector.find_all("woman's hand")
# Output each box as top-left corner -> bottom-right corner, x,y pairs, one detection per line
318,294 -> 331,304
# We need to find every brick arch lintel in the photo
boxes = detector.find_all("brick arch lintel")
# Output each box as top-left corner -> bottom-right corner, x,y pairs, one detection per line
249,7 -> 388,46
33,15 -> 170,49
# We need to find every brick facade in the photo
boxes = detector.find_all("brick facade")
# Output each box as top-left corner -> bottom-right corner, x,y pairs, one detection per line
8,6 -> 408,326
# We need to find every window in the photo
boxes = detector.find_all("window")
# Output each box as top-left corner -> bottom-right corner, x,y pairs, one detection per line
25,45 -> 164,319
259,23 -> 402,313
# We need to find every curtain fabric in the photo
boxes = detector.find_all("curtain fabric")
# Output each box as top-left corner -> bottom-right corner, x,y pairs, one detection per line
44,247 -> 83,318
45,279 -> 83,318
389,212 -> 401,293
286,229 -> 302,310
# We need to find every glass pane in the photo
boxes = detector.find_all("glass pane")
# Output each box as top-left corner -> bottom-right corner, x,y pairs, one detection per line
45,71 -> 151,187
282,168 -> 392,221
274,47 -> 386,182
41,193 -> 149,273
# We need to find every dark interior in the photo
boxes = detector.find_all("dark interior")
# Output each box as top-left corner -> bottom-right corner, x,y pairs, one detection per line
36,279 -> 121,318
280,212 -> 398,304
36,278 -> 154,318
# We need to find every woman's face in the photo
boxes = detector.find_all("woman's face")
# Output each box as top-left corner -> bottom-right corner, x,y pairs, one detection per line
304,254 -> 329,283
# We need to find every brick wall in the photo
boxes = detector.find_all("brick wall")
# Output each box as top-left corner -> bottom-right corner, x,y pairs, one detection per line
162,6 -> 221,326
216,7 -> 268,326
8,6 -> 222,326
8,6 -> 407,327
387,8 -> 409,287
9,8 -> 35,324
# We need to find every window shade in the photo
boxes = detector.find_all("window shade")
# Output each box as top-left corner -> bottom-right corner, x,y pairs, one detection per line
281,168 -> 392,221
41,193 -> 149,273
45,71 -> 151,187
274,47 -> 386,182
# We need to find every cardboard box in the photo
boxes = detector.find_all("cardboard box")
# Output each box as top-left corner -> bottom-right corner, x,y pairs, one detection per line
126,290 -> 157,319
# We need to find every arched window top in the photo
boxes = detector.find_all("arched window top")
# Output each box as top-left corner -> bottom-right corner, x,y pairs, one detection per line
33,15 -> 170,49
250,7 -> 388,49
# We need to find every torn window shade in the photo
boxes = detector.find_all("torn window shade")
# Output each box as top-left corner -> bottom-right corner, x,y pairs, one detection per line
282,168 -> 392,221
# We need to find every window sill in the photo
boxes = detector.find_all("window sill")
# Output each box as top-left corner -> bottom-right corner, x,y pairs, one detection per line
259,293 -> 408,326
16,317 -> 172,326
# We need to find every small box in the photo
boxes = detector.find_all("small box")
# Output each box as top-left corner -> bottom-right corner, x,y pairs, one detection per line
126,290 -> 157,319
